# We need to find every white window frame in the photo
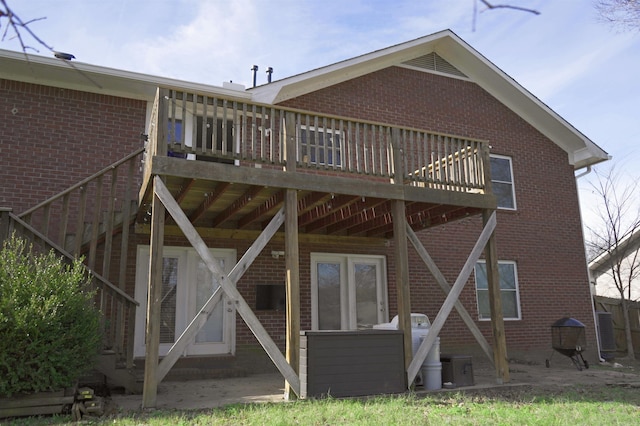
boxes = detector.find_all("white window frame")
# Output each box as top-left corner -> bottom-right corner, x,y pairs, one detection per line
133,245 -> 237,357
297,125 -> 343,167
166,108 -> 241,163
310,253 -> 388,330
490,154 -> 517,210
474,260 -> 521,321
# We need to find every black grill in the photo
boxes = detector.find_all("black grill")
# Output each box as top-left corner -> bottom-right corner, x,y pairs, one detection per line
545,317 -> 589,370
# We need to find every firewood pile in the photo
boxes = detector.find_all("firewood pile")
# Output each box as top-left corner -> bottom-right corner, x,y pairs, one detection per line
71,387 -> 104,421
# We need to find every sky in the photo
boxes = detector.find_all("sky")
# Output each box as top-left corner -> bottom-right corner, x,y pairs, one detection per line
3,0 -> 639,232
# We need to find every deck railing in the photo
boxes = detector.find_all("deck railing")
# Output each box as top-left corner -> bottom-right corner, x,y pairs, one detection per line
146,88 -> 489,193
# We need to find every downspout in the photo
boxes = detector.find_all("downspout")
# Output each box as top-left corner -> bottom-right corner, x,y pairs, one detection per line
575,164 -> 605,363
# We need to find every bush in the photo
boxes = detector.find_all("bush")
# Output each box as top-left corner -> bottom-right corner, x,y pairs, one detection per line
0,235 -> 101,396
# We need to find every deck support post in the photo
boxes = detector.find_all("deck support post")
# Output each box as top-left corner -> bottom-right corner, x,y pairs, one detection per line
480,143 -> 509,384
391,128 -> 413,370
284,188 -> 300,400
283,112 -> 301,399
483,209 -> 510,384
142,90 -> 168,409
142,182 -> 165,409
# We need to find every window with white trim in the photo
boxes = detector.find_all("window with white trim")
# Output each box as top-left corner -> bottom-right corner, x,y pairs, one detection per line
311,253 -> 388,330
490,155 -> 516,210
298,126 -> 343,167
474,260 -> 521,320
168,117 -> 235,160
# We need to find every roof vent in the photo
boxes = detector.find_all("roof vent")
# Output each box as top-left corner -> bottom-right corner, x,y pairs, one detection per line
402,52 -> 467,78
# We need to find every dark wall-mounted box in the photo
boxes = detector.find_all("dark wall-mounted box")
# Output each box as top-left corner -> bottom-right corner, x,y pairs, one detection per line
300,330 -> 406,398
441,354 -> 474,388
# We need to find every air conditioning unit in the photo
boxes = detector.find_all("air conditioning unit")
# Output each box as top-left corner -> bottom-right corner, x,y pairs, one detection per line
596,311 -> 616,356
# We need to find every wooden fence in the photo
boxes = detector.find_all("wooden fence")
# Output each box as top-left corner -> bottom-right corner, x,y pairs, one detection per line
594,295 -> 640,358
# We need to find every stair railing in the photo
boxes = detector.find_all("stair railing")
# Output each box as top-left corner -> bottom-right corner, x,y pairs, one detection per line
13,148 -> 145,369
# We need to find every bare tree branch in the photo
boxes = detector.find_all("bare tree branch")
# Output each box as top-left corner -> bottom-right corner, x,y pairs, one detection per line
479,0 -> 541,15
473,0 -> 541,31
595,0 -> 640,32
0,0 -> 52,53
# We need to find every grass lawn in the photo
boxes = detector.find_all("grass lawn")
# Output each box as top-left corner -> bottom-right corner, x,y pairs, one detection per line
3,384 -> 639,425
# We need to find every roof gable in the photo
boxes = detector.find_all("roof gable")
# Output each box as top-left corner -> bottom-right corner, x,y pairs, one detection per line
249,30 -> 609,170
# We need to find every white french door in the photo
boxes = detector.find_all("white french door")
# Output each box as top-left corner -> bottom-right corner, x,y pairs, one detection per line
134,246 -> 236,357
311,253 -> 388,330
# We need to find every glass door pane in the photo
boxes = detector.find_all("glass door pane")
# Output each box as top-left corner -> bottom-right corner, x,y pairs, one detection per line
195,258 -> 225,343
353,262 -> 379,329
160,257 -> 179,344
317,262 -> 342,330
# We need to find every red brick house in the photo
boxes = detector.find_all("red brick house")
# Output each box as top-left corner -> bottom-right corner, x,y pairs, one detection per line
0,30 -> 608,404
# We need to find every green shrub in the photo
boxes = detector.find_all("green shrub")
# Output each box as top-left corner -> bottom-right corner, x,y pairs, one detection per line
0,235 -> 101,396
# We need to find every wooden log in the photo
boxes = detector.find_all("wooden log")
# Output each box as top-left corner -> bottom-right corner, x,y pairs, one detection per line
0,389 -> 75,419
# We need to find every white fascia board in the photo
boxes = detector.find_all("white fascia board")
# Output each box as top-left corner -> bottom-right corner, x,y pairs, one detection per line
249,30 -> 452,104
589,230 -> 640,277
0,49 -> 251,102
250,30 -> 609,170
434,35 -> 610,169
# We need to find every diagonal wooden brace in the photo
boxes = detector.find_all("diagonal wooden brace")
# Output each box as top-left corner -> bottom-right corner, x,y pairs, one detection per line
154,177 -> 301,396
406,224 -> 494,366
406,212 -> 496,385
156,205 -> 286,383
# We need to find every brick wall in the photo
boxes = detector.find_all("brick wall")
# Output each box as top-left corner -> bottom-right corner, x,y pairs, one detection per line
280,67 -> 598,359
1,67 -> 598,363
0,79 -> 147,214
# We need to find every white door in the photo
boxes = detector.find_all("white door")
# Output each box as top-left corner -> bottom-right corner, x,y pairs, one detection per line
311,253 -> 388,330
134,246 -> 236,357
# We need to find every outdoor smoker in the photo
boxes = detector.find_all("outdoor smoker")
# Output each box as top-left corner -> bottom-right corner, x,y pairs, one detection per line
545,317 -> 589,371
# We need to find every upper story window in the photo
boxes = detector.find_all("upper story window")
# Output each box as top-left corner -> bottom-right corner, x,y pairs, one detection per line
474,260 -> 521,321
298,126 -> 343,167
167,116 -> 235,163
490,155 -> 516,210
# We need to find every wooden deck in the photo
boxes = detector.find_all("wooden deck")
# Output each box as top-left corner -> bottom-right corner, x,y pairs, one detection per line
139,88 -> 496,237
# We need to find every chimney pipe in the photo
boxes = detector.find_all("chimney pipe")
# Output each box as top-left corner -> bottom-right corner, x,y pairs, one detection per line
251,65 -> 259,88
266,67 -> 273,83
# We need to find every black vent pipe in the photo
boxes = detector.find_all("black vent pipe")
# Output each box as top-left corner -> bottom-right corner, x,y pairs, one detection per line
251,65 -> 259,88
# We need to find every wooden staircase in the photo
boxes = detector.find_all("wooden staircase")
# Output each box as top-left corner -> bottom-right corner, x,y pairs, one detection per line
1,148 -> 145,394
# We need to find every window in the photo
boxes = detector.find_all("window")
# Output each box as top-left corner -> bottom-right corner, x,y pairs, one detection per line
490,155 -> 516,210
167,116 -> 235,162
474,260 -> 521,320
299,126 -> 343,167
311,253 -> 388,330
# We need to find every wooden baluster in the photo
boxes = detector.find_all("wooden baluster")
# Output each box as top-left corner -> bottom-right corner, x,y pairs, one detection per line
87,175 -> 104,270
74,185 -> 87,256
102,168 -> 118,281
